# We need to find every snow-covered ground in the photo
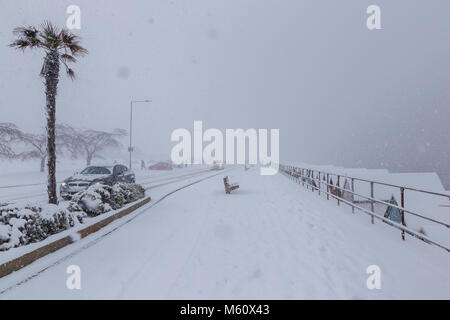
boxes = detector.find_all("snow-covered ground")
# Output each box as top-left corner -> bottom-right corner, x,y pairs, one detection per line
0,167 -> 449,299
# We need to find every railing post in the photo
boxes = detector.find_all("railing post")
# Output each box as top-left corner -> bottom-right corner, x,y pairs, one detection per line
370,182 -> 374,224
337,175 -> 340,206
306,170 -> 311,190
306,170 -> 309,190
401,187 -> 405,240
318,172 -> 321,196
311,170 -> 314,192
326,173 -> 329,200
351,178 -> 355,213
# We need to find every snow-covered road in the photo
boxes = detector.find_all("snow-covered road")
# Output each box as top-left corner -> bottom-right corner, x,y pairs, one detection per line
0,165 -> 208,203
1,167 -> 449,299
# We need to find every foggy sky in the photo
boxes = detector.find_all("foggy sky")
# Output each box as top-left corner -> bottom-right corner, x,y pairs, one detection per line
1,0 -> 449,186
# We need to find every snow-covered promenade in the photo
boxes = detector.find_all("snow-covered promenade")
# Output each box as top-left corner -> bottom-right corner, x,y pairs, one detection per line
1,167 -> 449,299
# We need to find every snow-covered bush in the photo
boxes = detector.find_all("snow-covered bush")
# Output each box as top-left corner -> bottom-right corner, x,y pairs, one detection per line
111,183 -> 146,208
0,203 -> 84,251
70,183 -> 145,216
0,183 -> 145,251
69,184 -> 113,216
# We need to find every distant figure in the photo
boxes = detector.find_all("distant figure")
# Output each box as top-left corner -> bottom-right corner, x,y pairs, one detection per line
140,160 -> 145,170
113,160 -> 117,165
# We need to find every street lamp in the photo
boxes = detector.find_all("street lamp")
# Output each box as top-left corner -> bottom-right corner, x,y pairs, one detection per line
129,99 -> 151,170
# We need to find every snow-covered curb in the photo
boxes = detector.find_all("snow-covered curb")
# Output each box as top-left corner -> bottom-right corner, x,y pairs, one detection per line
0,196 -> 151,278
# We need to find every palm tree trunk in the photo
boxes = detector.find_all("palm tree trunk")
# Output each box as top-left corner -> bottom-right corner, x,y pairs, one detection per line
44,50 -> 60,204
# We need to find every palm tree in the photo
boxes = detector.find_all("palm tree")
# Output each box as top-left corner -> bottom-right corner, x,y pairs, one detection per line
10,21 -> 87,204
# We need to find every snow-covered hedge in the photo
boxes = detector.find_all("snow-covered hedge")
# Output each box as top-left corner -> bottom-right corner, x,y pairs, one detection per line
0,203 -> 84,251
0,183 -> 145,251
68,183 -> 146,216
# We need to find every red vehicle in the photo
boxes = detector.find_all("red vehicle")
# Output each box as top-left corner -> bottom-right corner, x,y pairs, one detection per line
148,162 -> 173,170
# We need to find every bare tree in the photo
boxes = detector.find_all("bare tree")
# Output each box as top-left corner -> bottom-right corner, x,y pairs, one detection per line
57,126 -> 127,165
55,123 -> 81,157
3,124 -> 73,172
0,123 -> 21,159
18,133 -> 47,172
10,22 -> 87,204
80,129 -> 127,165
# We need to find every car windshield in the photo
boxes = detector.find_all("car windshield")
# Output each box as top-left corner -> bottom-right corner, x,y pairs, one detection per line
80,166 -> 112,175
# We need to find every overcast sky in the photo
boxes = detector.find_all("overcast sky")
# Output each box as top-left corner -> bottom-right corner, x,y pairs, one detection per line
1,0 -> 449,184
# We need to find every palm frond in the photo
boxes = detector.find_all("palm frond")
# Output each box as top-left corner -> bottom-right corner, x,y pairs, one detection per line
9,39 -> 32,50
41,21 -> 59,37
12,26 -> 38,38
66,68 -> 75,80
9,26 -> 42,49
67,43 -> 88,57
40,21 -> 61,49
61,53 -> 77,63
59,56 -> 76,80
59,29 -> 76,45
59,28 -> 88,56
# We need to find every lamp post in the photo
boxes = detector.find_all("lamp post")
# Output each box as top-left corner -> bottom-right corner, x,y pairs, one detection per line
129,99 -> 151,170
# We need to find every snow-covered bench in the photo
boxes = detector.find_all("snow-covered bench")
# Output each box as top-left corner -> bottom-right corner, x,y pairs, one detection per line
223,176 -> 239,194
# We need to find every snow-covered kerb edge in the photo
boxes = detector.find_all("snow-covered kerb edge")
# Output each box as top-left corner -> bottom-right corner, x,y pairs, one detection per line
0,196 -> 151,278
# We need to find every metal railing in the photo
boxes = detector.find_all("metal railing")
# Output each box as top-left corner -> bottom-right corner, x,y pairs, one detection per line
279,164 -> 450,252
